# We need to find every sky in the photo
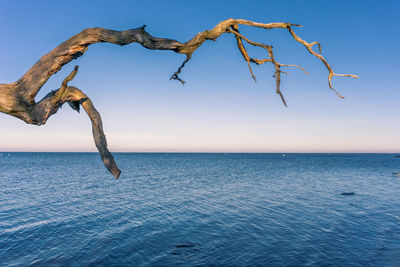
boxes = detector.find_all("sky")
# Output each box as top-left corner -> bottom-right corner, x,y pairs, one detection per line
0,0 -> 399,153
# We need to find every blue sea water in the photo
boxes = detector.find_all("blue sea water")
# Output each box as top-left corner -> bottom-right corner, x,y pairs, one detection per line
1,153 -> 400,266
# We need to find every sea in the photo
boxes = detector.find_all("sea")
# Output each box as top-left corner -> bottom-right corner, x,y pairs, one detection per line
0,153 -> 400,266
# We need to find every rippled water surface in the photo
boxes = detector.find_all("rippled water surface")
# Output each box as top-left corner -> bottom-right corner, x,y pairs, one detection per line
1,153 -> 400,266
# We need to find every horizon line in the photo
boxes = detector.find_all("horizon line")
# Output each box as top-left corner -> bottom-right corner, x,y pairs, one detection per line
0,151 -> 399,154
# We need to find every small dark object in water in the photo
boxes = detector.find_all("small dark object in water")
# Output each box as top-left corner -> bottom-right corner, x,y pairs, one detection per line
176,244 -> 196,248
341,192 -> 355,196
393,173 -> 400,175
394,155 -> 400,157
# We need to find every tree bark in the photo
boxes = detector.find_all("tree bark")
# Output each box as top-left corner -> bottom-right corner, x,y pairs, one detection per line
0,19 -> 358,178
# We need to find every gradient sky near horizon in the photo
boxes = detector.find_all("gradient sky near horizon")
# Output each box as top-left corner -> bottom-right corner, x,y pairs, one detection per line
0,0 -> 399,152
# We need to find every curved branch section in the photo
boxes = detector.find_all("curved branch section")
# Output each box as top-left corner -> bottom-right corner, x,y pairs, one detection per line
0,19 -> 358,178
34,83 -> 121,178
13,26 -> 185,103
61,87 -> 121,178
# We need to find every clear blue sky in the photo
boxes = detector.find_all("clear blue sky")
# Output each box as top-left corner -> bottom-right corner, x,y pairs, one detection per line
0,0 -> 399,152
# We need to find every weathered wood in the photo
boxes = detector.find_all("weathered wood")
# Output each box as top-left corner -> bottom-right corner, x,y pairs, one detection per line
0,19 -> 358,178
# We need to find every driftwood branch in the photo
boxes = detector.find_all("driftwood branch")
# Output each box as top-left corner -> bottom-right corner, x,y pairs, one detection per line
0,19 -> 358,178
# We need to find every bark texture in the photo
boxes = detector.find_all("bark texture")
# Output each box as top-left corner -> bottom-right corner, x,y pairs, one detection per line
0,19 -> 358,178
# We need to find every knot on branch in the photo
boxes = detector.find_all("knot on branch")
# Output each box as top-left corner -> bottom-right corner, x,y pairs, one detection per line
68,97 -> 88,113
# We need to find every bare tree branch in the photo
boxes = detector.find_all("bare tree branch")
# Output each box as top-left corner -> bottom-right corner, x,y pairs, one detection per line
0,19 -> 358,178
287,26 -> 359,98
